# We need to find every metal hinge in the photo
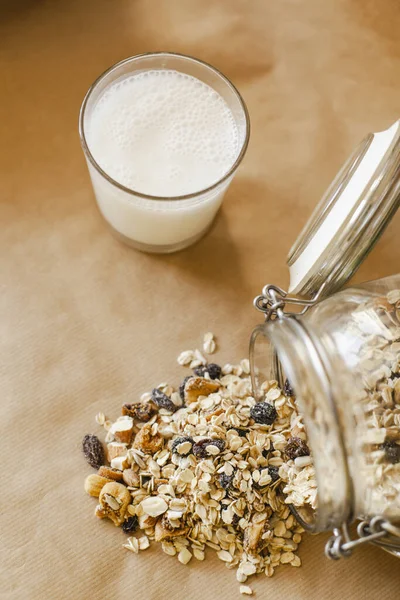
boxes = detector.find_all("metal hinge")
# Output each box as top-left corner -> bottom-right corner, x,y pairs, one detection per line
325,517 -> 400,560
253,283 -> 326,322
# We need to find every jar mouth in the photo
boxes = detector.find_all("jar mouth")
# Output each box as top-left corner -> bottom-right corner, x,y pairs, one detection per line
250,318 -> 353,533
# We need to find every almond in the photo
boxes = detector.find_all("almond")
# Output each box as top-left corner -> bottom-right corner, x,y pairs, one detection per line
122,468 -> 140,487
110,455 -> 129,470
243,515 -> 268,555
110,417 -> 134,444
107,442 -> 128,462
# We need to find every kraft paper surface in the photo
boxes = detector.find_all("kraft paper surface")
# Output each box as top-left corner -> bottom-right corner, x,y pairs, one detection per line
1,1 -> 400,598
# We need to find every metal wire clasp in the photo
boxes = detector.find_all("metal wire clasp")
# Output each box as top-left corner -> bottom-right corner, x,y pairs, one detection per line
325,518 -> 400,560
253,283 -> 325,322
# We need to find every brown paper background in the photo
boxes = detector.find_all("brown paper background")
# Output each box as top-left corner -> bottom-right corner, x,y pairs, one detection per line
1,1 -> 400,598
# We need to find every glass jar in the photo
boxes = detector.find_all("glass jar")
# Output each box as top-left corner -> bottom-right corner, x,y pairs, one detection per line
250,121 -> 400,559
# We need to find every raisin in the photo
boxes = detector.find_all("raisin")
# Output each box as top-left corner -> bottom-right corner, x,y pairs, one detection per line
381,441 -> 400,464
122,516 -> 139,534
268,466 -> 280,483
82,434 -> 104,469
179,376 -> 192,401
283,378 -> 295,397
151,389 -> 177,412
219,472 -> 235,490
193,363 -> 222,380
250,402 -> 277,425
193,437 -> 226,458
122,402 -> 157,422
285,436 -> 310,460
171,436 -> 194,455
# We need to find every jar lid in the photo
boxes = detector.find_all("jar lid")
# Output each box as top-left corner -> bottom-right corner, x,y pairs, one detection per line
287,120 -> 400,298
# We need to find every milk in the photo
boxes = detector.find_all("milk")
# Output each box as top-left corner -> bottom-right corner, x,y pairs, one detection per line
81,65 -> 247,252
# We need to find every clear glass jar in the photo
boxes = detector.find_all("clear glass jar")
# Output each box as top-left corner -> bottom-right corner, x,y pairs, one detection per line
250,121 -> 400,559
251,276 -> 400,556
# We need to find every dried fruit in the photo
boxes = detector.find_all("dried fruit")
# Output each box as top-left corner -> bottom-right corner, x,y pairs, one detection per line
98,466 -> 124,482
193,437 -> 226,458
193,363 -> 222,380
151,389 -> 177,412
219,472 -> 234,490
250,402 -> 277,425
285,436 -> 310,460
98,482 -> 131,526
179,376 -> 192,401
122,515 -> 139,534
122,402 -> 157,422
268,466 -> 280,483
283,378 -> 295,397
82,434 -> 105,469
381,441 -> 400,464
84,474 -> 111,497
171,436 -> 194,455
132,423 -> 164,454
184,376 -> 220,404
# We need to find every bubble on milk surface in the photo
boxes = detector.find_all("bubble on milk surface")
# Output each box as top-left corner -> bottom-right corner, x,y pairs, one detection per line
86,70 -> 240,196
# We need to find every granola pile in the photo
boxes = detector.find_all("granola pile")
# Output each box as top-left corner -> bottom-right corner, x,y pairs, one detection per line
82,333 -> 310,594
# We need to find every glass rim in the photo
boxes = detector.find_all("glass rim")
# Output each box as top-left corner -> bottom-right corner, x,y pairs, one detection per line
78,51 -> 251,202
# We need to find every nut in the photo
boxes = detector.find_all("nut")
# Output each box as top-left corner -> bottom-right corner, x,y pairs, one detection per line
107,442 -> 128,462
110,455 -> 129,470
132,423 -> 164,454
243,514 -> 268,554
123,468 -> 140,487
184,377 -> 220,404
84,474 -> 111,497
110,417 -> 134,444
98,466 -> 124,481
98,482 -> 131,526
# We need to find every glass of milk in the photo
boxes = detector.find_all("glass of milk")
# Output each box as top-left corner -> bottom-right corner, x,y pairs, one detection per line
79,52 -> 250,253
